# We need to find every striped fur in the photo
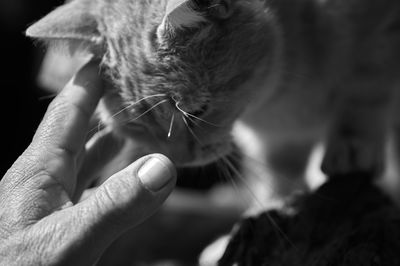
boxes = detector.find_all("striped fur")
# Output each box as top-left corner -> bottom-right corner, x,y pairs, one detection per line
28,0 -> 400,201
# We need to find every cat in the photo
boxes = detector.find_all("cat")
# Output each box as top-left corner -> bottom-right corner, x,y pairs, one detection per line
26,0 -> 400,206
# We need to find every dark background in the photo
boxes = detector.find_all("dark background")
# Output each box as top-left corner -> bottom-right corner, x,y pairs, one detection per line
0,0 -> 64,176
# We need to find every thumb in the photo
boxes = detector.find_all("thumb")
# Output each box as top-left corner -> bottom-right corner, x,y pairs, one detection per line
28,154 -> 176,266
72,154 -> 176,246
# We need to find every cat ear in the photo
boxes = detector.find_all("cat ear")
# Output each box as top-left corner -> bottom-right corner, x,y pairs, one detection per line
157,0 -> 234,39
26,0 -> 102,52
162,0 -> 206,32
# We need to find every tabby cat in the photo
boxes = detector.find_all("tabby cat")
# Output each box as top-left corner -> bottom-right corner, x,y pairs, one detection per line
27,0 -> 400,204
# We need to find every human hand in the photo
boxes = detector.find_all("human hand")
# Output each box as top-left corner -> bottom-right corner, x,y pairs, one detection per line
0,61 -> 177,266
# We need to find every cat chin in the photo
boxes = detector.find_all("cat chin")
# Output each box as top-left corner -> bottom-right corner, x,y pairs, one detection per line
174,141 -> 233,167
115,121 -> 233,167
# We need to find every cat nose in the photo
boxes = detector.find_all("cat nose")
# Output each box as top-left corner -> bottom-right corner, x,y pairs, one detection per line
170,95 -> 209,118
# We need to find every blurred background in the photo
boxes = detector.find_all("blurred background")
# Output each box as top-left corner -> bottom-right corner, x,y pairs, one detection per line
0,0 -> 64,176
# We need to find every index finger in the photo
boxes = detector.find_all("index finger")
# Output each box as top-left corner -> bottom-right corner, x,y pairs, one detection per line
32,60 -> 103,159
0,61 -> 104,211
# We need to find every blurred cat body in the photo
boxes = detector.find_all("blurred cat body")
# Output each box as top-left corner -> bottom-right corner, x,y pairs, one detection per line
27,0 -> 400,203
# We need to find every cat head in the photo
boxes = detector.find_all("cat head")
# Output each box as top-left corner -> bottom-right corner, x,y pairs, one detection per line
27,0 -> 279,166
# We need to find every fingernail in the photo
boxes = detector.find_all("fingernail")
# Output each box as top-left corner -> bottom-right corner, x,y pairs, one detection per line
138,157 -> 174,192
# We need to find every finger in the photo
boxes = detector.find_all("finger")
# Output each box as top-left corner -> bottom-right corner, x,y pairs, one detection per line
51,154 -> 177,265
32,60 -> 102,160
9,61 -> 103,195
74,129 -> 126,200
74,131 -> 156,201
0,61 -> 103,220
80,153 -> 176,226
86,113 -> 106,141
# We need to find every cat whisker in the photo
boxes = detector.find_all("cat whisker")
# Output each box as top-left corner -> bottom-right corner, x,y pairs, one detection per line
225,150 -> 279,199
124,99 -> 168,124
182,115 -> 204,146
231,148 -> 303,187
173,99 -> 222,127
88,93 -> 167,133
186,112 -> 221,127
221,155 -> 298,250
228,149 -> 273,183
208,4 -> 221,9
87,118 -> 106,136
109,93 -> 167,121
216,153 -> 297,251
38,93 -> 58,101
181,119 -> 297,249
185,113 -> 205,130
167,113 -> 175,138
220,156 -> 264,209
181,115 -> 273,205
216,158 -> 252,208
174,101 -> 191,118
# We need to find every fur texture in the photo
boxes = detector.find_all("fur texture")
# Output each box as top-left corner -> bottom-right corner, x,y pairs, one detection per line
27,0 -> 400,203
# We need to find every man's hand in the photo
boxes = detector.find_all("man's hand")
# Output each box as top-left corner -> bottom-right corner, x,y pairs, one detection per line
0,61 -> 176,266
